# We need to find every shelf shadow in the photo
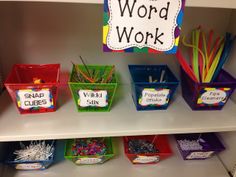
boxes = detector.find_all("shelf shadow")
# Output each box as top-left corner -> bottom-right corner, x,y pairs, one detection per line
0,90 -> 13,117
57,71 -> 72,110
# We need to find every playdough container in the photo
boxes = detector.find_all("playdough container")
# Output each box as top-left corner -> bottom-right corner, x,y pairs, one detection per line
64,138 -> 114,165
4,64 -> 60,114
181,68 -> 236,110
175,133 -> 225,160
68,65 -> 117,112
129,65 -> 179,111
124,135 -> 172,164
5,140 -> 55,170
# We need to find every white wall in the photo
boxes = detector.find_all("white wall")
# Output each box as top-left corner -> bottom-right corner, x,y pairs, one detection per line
0,2 -> 232,84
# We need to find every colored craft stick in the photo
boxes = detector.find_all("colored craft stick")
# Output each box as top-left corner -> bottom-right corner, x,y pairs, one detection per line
103,65 -> 115,83
207,30 -> 214,56
79,56 -> 91,78
176,50 -> 198,82
149,76 -> 152,83
160,70 -> 165,82
202,32 -> 209,75
182,35 -> 206,82
190,30 -> 195,68
205,42 -> 225,82
192,30 -> 200,81
208,37 -> 221,68
198,32 -> 204,82
94,70 -> 100,82
189,48 -> 193,68
212,34 -> 235,81
72,62 -> 95,83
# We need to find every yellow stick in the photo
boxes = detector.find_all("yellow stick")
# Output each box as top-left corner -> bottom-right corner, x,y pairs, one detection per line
204,42 -> 225,82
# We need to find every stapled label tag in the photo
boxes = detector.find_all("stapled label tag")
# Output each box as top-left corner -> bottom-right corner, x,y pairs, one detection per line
139,88 -> 170,106
78,90 -> 108,107
197,88 -> 231,106
75,157 -> 103,165
133,156 -> 160,163
16,89 -> 53,110
186,151 -> 214,159
15,163 -> 43,170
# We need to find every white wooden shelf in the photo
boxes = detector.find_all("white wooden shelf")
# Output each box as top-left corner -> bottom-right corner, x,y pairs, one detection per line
0,85 -> 236,142
0,0 -> 236,9
2,138 -> 229,177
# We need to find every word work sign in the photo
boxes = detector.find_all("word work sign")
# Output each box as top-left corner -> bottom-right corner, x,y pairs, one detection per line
103,0 -> 185,53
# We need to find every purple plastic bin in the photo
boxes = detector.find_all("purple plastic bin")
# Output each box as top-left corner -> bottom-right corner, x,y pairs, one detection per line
181,68 -> 236,110
175,133 -> 225,160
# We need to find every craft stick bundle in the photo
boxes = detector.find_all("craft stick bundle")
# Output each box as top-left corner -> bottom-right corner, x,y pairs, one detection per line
71,56 -> 115,84
176,27 -> 235,83
148,69 -> 166,83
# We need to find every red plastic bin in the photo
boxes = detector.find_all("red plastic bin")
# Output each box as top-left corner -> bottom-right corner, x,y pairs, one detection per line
5,64 -> 60,114
123,135 -> 172,164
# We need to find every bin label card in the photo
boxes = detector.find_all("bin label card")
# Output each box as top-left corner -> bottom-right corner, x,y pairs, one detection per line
78,90 -> 108,107
139,88 -> 170,106
16,89 -> 54,110
133,155 -> 160,163
103,0 -> 186,54
15,163 -> 44,170
197,88 -> 231,106
76,157 -> 103,165
186,151 -> 214,160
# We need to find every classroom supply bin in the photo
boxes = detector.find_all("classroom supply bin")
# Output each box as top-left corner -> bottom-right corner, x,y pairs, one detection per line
175,133 -> 225,160
129,65 -> 179,111
4,64 -> 60,114
5,140 -> 55,170
123,135 -> 172,164
181,68 -> 236,110
68,65 -> 117,112
64,138 -> 114,165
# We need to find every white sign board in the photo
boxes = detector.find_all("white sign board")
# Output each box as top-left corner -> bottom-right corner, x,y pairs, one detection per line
103,0 -> 185,53
139,88 -> 170,106
17,89 -> 52,110
133,155 -> 160,163
197,88 -> 231,106
15,163 -> 43,170
76,157 -> 103,165
78,90 -> 108,107
186,151 -> 214,159
200,90 -> 227,105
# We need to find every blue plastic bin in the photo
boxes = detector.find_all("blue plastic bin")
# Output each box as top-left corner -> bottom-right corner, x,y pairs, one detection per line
175,133 -> 225,160
5,140 -> 55,170
129,65 -> 179,111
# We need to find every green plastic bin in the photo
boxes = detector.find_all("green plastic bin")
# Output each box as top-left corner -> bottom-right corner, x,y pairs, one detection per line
64,138 -> 115,165
68,65 -> 118,112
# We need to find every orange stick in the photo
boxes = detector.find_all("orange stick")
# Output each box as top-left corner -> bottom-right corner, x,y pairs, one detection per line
72,62 -> 95,83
